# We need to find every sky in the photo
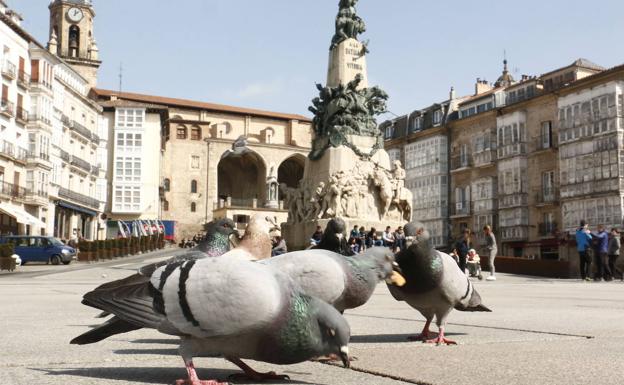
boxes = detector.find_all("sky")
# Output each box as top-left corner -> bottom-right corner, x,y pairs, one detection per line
12,0 -> 624,118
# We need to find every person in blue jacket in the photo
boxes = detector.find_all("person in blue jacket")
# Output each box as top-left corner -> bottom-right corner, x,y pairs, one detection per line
591,224 -> 611,281
575,220 -> 592,281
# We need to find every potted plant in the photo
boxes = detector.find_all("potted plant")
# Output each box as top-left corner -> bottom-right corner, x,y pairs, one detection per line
0,244 -> 16,272
95,240 -> 104,260
77,240 -> 91,262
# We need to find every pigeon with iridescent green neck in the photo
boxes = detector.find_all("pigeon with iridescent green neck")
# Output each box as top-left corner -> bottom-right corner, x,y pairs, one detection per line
73,252 -> 351,384
388,221 -> 491,345
262,246 -> 404,313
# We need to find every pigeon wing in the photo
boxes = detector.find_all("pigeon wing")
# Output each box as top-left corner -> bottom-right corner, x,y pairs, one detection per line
261,249 -> 346,306
158,254 -> 285,338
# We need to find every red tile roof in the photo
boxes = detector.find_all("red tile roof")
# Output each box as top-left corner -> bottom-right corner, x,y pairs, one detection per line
92,89 -> 312,122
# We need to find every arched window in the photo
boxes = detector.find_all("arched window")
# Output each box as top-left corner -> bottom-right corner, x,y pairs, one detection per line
68,25 -> 80,57
190,126 -> 201,140
190,202 -> 196,212
163,178 -> 170,191
190,180 -> 198,193
176,125 -> 187,139
163,200 -> 169,211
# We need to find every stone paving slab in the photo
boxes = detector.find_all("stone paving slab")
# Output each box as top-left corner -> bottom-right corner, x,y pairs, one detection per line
1,252 -> 624,385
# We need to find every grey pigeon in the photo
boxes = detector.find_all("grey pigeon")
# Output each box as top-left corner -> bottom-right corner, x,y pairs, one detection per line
71,218 -> 238,345
72,253 -> 351,384
313,217 -> 354,256
262,246 -> 403,313
388,221 -> 491,345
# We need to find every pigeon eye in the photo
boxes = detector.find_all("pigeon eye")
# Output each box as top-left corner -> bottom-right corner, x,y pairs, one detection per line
327,328 -> 336,337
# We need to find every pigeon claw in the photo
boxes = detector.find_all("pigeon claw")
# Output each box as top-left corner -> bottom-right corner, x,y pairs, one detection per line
175,380 -> 229,385
228,371 -> 290,382
425,336 -> 457,346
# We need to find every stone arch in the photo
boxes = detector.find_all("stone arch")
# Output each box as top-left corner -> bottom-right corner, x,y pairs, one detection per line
218,148 -> 267,205
278,154 -> 305,199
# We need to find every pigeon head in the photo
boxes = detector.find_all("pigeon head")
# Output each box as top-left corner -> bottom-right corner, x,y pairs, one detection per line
311,297 -> 351,368
326,218 -> 346,238
213,218 -> 237,237
404,221 -> 430,248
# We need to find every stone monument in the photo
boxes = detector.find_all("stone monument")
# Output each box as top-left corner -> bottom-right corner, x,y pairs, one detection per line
282,0 -> 412,249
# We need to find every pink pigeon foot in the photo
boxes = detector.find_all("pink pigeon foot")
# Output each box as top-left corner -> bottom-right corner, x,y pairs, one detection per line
424,327 -> 457,345
226,357 -> 290,382
407,320 -> 431,341
175,361 -> 229,385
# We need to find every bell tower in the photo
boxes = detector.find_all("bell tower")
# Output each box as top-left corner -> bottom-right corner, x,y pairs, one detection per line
48,0 -> 101,88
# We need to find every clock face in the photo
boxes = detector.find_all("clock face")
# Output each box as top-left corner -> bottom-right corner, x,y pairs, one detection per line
67,7 -> 84,23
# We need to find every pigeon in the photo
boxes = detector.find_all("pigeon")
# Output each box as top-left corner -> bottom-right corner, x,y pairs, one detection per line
71,218 -> 238,344
72,253 -> 351,384
139,218 -> 238,277
313,217 -> 354,256
229,214 -> 276,261
388,221 -> 491,345
262,246 -> 404,313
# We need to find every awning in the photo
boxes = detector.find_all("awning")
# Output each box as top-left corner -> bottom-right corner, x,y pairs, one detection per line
55,200 -> 97,217
0,203 -> 46,229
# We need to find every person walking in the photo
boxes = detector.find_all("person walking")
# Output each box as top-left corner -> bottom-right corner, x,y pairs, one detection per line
608,228 -> 623,281
453,229 -> 471,274
483,225 -> 498,281
576,220 -> 593,281
591,224 -> 610,281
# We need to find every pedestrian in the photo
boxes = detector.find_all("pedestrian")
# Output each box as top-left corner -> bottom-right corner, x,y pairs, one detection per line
358,226 -> 367,251
393,226 -> 406,252
483,225 -> 498,281
591,224 -> 610,281
382,226 -> 395,249
608,228 -> 623,281
271,234 -> 288,257
454,229 -> 471,274
466,249 -> 483,280
310,225 -> 323,247
349,237 -> 360,254
575,220 -> 593,281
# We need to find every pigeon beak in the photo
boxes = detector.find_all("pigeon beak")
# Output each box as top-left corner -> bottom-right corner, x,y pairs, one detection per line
337,233 -> 344,240
339,346 -> 350,368
386,271 -> 406,287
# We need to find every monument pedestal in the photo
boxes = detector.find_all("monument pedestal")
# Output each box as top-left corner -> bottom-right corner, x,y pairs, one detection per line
327,38 -> 368,88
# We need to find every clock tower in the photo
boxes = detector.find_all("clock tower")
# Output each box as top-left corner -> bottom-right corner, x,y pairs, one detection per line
48,0 -> 101,88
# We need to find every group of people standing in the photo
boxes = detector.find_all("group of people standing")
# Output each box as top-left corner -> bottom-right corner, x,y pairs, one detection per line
575,220 -> 623,281
451,225 -> 498,281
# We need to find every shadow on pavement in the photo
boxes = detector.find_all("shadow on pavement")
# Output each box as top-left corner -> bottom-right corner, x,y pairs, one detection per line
130,338 -> 180,345
351,332 -> 467,343
35,366 -> 317,384
114,348 -> 178,356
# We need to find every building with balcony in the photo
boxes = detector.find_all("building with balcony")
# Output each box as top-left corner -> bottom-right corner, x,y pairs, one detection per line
93,89 -> 313,240
0,6 -> 46,236
383,58 -> 624,275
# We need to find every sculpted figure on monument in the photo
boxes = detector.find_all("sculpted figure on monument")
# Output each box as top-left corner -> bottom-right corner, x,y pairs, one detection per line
330,0 -> 366,50
280,183 -> 298,223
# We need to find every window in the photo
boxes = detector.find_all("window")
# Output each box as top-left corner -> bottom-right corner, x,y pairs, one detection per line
116,109 -> 145,129
191,155 -> 200,169
163,200 -> 169,211
176,125 -> 187,139
163,178 -> 170,191
433,110 -> 442,125
115,156 -> 141,182
114,185 -> 141,211
191,180 -> 198,193
190,202 -> 197,212
190,126 -> 201,140
540,121 -> 552,149
116,132 -> 142,150
384,124 -> 394,140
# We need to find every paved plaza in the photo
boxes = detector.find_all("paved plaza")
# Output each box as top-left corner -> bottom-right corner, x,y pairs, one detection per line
1,250 -> 623,385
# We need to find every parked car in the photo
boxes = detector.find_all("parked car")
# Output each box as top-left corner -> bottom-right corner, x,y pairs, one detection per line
0,236 -> 76,265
